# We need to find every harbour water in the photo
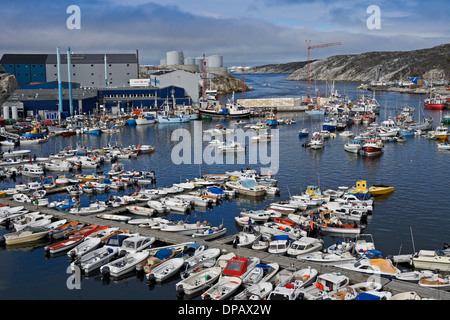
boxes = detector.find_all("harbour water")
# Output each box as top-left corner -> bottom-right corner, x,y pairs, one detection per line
0,73 -> 449,300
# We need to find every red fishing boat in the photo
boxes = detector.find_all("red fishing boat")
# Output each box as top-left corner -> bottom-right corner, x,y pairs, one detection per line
424,96 -> 446,110
361,140 -> 383,156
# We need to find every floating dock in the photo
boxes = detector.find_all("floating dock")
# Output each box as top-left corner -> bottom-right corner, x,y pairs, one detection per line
3,196 -> 450,300
237,98 -> 309,112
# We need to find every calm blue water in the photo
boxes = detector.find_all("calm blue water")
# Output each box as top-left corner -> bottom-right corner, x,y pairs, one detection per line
1,73 -> 449,300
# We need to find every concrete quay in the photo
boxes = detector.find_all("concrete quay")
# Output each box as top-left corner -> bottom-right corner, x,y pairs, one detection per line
3,196 -> 450,300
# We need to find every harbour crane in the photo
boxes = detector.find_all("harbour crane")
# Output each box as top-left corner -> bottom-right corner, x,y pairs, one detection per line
305,40 -> 342,102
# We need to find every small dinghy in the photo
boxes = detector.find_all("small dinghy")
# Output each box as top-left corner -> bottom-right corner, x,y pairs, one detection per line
201,276 -> 242,300
100,251 -> 150,278
67,237 -> 102,259
241,263 -> 279,288
126,205 -> 156,217
70,247 -> 119,274
233,281 -> 273,300
147,200 -> 169,214
418,274 -> 450,290
146,257 -> 186,283
192,225 -> 227,240
175,266 -> 222,297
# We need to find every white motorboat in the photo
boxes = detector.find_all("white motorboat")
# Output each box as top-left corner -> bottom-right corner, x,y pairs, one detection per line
260,221 -> 305,240
2,226 -> 50,246
100,251 -> 150,278
67,237 -> 102,259
267,267 -> 318,300
287,237 -> 324,257
184,248 -> 221,269
70,247 -> 119,274
201,276 -> 242,300
418,274 -> 450,290
96,214 -> 132,222
126,205 -> 156,216
192,225 -> 227,240
395,270 -> 434,283
338,257 -> 401,279
146,257 -> 186,283
225,178 -> 266,197
218,142 -> 245,153
108,163 -> 124,176
12,193 -> 32,204
308,132 -> 324,149
389,291 -> 422,300
296,251 -> 358,266
234,227 -> 261,248
20,164 -> 44,177
160,197 -> 190,213
176,194 -> 214,207
159,220 -> 211,236
251,239 -> 270,251
239,209 -> 271,222
175,266 -> 222,297
340,130 -> 354,138
69,204 -> 106,216
344,140 -> 362,153
234,281 -> 273,300
297,272 -> 350,300
411,249 -> 450,272
268,235 -> 290,255
120,235 -> 156,253
324,281 -> 383,300
146,200 -> 169,214
241,262 -> 279,288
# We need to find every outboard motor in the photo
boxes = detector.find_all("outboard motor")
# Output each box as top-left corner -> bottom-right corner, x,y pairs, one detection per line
101,266 -> 110,278
176,285 -> 185,298
146,272 -> 156,284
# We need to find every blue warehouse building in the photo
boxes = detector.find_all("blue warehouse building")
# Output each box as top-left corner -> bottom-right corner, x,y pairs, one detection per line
4,82 -> 99,120
98,86 -> 193,111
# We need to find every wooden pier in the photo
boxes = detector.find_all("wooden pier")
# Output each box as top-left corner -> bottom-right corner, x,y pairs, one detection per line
3,196 -> 450,300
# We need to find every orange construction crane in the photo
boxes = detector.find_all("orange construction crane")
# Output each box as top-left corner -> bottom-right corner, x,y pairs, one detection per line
305,40 -> 342,102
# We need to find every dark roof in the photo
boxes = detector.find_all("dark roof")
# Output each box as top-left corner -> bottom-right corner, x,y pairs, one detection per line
0,54 -> 48,64
0,53 -> 137,65
46,53 -> 137,65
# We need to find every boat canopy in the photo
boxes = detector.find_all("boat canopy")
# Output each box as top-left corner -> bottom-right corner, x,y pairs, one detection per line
208,187 -> 225,194
154,248 -> 175,260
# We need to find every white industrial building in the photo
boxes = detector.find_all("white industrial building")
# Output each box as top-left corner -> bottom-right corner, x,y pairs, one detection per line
149,69 -> 202,105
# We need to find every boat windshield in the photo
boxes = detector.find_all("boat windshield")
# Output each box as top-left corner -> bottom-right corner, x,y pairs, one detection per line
241,179 -> 258,188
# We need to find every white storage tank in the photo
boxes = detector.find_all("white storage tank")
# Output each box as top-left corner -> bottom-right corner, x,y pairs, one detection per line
11,106 -> 18,119
166,51 -> 184,66
3,106 -> 10,119
184,57 -> 196,65
195,57 -> 206,72
159,59 -> 166,66
207,55 -> 223,68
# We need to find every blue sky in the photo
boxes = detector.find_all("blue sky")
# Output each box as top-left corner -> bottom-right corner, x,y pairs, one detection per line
1,0 -> 448,66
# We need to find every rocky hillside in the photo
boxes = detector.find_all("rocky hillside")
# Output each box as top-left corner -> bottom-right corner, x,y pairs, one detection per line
0,73 -> 19,105
234,61 -> 312,74
286,44 -> 450,83
210,74 -> 253,94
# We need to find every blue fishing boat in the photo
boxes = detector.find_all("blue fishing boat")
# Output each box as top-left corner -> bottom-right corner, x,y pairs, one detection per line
298,128 -> 309,137
266,112 -> 277,127
322,118 -> 337,131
